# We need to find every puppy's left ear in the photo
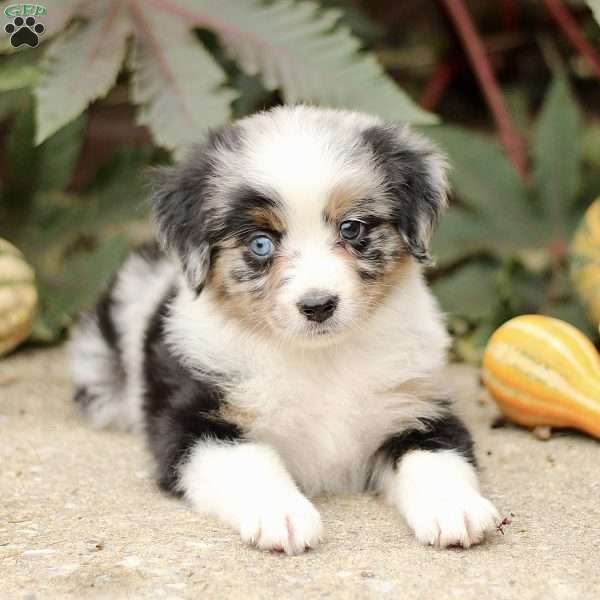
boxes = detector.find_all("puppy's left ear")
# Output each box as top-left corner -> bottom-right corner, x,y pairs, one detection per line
362,124 -> 449,265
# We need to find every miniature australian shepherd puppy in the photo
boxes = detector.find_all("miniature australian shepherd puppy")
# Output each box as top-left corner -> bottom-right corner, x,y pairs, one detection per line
69,105 -> 501,555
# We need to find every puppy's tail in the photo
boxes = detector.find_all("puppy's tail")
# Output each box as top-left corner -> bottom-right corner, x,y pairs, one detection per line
68,278 -> 131,431
68,242 -> 179,431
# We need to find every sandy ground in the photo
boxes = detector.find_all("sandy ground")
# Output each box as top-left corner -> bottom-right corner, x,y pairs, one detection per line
1,346 -> 599,600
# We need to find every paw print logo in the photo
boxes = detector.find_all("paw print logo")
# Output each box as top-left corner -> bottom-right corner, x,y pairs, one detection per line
5,16 -> 45,48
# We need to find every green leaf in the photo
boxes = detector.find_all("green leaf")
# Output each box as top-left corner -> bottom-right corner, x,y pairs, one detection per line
166,0 -> 435,123
0,88 -> 29,121
231,70 -> 272,118
432,261 -> 500,322
431,209 -> 490,264
426,126 -> 543,259
129,5 -> 235,157
0,62 -> 39,91
31,235 -> 130,342
532,74 -> 581,235
2,96 -> 39,232
37,113 -> 86,191
34,2 -> 131,144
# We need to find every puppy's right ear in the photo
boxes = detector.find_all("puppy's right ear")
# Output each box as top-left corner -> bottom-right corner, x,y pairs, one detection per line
150,160 -> 213,294
150,127 -> 240,294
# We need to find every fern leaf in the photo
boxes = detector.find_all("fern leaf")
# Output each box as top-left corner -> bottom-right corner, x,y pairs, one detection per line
153,0 -> 435,123
34,1 -> 131,144
129,3 -> 236,157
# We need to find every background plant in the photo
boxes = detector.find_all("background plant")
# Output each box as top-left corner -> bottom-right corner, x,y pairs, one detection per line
1,0 -> 600,354
426,72 -> 600,361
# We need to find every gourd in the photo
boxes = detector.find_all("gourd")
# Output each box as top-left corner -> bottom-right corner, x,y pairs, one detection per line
571,199 -> 600,324
0,239 -> 37,356
481,314 -> 600,439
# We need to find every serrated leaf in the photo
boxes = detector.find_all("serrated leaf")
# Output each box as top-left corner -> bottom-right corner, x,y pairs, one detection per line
532,74 -> 581,235
129,5 -> 235,157
34,1 -> 131,144
164,0 -> 435,123
425,125 -> 545,258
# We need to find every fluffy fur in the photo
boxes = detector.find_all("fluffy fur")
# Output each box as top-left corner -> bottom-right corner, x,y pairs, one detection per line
68,106 -> 500,554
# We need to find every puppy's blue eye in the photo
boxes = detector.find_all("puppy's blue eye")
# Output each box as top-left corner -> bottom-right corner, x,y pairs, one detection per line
249,235 -> 274,258
340,220 -> 364,241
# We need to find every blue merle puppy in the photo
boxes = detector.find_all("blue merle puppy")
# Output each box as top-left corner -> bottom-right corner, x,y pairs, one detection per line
69,106 -> 500,555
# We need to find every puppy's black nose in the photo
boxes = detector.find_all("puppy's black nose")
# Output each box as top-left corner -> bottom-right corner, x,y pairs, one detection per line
297,293 -> 338,323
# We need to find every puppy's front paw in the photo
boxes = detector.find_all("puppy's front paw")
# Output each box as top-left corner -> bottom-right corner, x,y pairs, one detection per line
405,487 -> 500,548
238,492 -> 323,555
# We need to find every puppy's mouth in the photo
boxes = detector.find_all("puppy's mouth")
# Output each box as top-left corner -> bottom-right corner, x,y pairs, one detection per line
267,306 -> 351,345
306,322 -> 338,336
296,319 -> 350,345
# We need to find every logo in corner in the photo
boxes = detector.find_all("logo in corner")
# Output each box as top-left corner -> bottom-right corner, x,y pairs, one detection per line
4,4 -> 47,48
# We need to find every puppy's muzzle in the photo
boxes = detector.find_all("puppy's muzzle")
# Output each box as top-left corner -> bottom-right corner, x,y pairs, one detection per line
297,292 -> 338,323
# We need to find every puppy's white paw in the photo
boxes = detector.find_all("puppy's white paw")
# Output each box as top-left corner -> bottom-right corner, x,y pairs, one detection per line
238,492 -> 323,555
405,487 -> 500,548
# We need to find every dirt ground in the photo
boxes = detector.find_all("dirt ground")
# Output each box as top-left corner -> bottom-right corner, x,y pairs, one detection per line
1,346 -> 599,600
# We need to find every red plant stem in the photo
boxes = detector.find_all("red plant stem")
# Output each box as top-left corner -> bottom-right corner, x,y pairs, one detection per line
543,0 -> 600,80
440,0 -> 529,182
420,56 -> 460,111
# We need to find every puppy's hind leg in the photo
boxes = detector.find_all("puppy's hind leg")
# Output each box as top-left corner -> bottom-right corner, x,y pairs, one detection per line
374,407 -> 501,548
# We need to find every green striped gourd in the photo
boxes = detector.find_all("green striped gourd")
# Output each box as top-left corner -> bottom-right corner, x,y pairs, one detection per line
0,239 -> 37,356
571,199 -> 600,324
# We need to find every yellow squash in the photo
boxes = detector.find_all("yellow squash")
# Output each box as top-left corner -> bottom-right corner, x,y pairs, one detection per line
0,238 -> 37,356
571,198 -> 600,324
481,314 -> 600,439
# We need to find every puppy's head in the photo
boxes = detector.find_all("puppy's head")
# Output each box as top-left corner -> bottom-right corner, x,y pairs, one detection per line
151,106 -> 448,346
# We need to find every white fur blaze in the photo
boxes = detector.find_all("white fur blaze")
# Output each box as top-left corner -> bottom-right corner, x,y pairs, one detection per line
383,450 -> 500,548
178,441 -> 323,555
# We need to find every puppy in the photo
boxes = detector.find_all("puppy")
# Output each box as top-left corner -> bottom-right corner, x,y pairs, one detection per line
69,106 -> 500,555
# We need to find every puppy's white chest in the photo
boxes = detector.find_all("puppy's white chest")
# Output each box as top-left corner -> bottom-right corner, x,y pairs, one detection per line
249,382 -> 373,495
227,359 -> 418,496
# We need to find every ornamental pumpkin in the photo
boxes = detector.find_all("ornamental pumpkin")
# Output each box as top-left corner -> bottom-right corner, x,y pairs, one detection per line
571,198 -> 600,324
481,314 -> 600,439
0,239 -> 37,356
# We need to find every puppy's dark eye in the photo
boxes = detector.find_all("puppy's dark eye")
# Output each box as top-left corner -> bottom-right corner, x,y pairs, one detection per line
249,234 -> 274,259
340,220 -> 364,241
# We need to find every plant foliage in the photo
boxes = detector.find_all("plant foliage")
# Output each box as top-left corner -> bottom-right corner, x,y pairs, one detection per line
427,74 -> 596,362
0,0 -> 434,156
0,93 -> 160,342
